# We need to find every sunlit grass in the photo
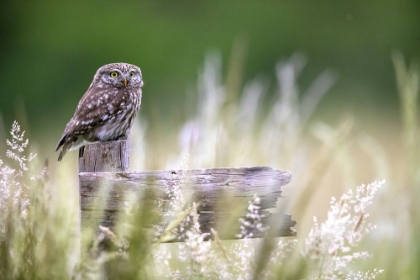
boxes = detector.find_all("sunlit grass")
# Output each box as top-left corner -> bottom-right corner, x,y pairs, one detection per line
1,52 -> 418,279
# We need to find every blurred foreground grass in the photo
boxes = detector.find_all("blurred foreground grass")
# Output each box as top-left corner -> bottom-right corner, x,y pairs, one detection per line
0,52 -> 419,279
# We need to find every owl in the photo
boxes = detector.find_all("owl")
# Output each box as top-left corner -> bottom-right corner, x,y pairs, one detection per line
56,63 -> 144,161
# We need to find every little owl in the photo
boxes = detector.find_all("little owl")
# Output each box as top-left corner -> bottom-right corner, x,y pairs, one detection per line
56,63 -> 143,161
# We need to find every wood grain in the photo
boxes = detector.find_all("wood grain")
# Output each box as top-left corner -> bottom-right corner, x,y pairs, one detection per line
79,140 -> 129,172
78,141 -> 296,241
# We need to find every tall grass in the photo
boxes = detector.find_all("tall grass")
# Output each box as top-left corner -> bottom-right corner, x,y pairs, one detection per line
1,51 -> 417,279
392,52 -> 420,278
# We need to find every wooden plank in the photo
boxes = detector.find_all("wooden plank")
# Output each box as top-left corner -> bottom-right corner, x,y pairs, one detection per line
79,167 -> 290,213
79,167 -> 291,197
79,192 -> 281,212
78,141 -> 296,241
79,166 -> 295,239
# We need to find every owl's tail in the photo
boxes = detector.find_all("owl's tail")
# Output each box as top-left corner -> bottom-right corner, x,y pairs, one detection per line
57,143 -> 71,161
56,135 -> 90,161
56,134 -> 68,161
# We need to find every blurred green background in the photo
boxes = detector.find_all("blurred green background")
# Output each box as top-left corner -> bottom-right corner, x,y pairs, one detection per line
1,0 -> 419,157
1,2 -> 420,278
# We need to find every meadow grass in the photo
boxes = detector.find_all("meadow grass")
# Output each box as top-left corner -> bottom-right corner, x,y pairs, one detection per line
1,52 -> 418,279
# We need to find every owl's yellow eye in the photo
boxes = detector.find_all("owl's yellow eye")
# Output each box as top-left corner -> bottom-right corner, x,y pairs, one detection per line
110,72 -> 119,78
130,71 -> 135,77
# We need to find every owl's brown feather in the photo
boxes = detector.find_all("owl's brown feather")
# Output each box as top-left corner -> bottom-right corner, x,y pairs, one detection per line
56,63 -> 143,161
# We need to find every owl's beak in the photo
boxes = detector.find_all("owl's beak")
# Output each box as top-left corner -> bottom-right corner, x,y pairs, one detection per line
123,78 -> 128,87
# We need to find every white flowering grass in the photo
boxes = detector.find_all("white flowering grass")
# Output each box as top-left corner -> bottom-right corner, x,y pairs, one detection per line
4,51 -> 416,279
0,121 -> 37,228
0,121 -> 78,280
149,180 -> 384,279
166,52 -> 335,170
302,181 -> 385,279
149,153 -> 385,279
1,124 -> 385,279
236,195 -> 269,239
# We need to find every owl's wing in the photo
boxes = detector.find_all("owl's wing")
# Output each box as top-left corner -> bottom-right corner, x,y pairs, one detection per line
55,86 -> 126,151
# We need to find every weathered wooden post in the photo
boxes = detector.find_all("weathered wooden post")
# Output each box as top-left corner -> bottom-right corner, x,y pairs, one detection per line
79,140 -> 296,241
79,140 -> 129,173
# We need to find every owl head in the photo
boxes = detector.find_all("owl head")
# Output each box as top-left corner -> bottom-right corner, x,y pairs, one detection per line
93,62 -> 144,89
